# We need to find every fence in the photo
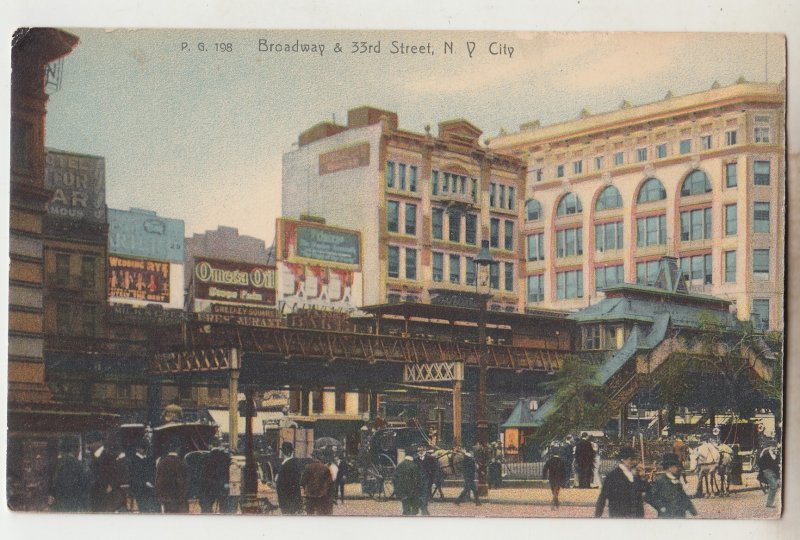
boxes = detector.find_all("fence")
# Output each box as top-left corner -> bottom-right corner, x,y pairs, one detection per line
502,458 -> 620,481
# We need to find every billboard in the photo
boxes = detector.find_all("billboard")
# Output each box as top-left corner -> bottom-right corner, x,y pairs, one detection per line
193,258 -> 276,306
45,149 -> 106,223
108,208 -> 185,262
318,142 -> 370,175
277,218 -> 361,269
195,303 -> 281,328
108,255 -> 170,303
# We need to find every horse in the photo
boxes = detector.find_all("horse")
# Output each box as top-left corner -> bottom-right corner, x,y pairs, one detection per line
715,443 -> 734,497
429,448 -> 465,499
689,441 -> 720,498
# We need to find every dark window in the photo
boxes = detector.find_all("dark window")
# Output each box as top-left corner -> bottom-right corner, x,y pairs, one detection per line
388,246 -> 400,278
556,269 -> 583,299
753,249 -> 770,277
449,254 -> 460,284
504,220 -> 514,251
754,161 -> 771,186
81,256 -> 95,288
526,199 -> 541,221
489,263 -> 500,290
724,204 -> 737,236
754,202 -> 770,233
726,163 -> 738,188
725,250 -> 737,283
409,166 -> 418,192
55,253 -> 70,286
449,212 -> 461,243
504,262 -> 514,292
387,201 -> 399,232
637,178 -> 667,203
432,252 -> 444,282
527,275 -> 544,303
595,265 -> 624,290
595,185 -> 623,211
556,193 -> 582,216
432,208 -> 444,240
398,163 -> 406,190
405,203 -> 417,235
465,213 -> 477,245
405,248 -> 417,280
385,162 -> 395,189
431,170 -> 439,195
595,222 -> 623,251
490,218 -> 500,248
335,392 -> 347,413
527,233 -> 544,261
465,257 -> 476,286
679,254 -> 713,285
680,170 -> 712,196
752,299 -> 770,330
312,391 -> 324,413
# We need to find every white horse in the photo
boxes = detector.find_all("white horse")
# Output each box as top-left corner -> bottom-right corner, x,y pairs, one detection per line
689,442 -> 720,498
715,443 -> 734,496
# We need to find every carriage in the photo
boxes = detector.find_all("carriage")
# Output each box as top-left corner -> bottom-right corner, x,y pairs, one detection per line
358,427 -> 430,499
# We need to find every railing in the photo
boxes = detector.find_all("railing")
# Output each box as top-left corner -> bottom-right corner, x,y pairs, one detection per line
501,458 -> 620,481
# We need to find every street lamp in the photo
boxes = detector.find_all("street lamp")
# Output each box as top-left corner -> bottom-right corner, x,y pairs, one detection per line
474,239 -> 496,496
241,387 -> 260,513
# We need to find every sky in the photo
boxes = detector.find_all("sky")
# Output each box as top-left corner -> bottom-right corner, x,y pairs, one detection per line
40,29 -> 789,247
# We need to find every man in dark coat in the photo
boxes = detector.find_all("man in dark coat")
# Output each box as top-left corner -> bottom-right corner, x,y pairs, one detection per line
333,454 -> 348,504
542,448 -> 566,510
560,435 -> 575,487
86,431 -> 124,512
300,453 -> 334,515
413,445 -> 436,515
595,446 -> 648,518
129,439 -> 158,513
757,445 -> 780,508
574,433 -> 596,488
198,447 -> 230,513
276,442 -> 304,514
454,448 -> 480,506
155,439 -> 189,513
645,453 -> 697,518
49,436 -> 89,512
394,447 -> 423,515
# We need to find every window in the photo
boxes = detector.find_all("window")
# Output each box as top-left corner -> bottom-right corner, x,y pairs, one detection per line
385,161 -> 396,188
442,173 -> 449,193
754,202 -> 770,233
583,326 -> 602,350
80,256 -> 95,288
405,248 -> 417,280
594,156 -> 604,170
466,257 -> 476,286
208,386 -> 222,399
753,249 -> 770,278
489,263 -> 500,290
556,269 -> 584,299
55,252 -> 70,286
311,391 -> 324,414
573,160 -> 583,174
179,384 -> 193,401
449,254 -> 461,284
387,246 -> 400,278
448,212 -> 461,243
726,130 -> 738,146
595,185 -> 623,211
532,169 -> 543,182
432,208 -> 444,240
490,218 -> 500,248
679,253 -> 713,284
679,207 -> 712,241
556,227 -> 583,258
527,274 -> 544,303
636,260 -> 660,285
636,214 -> 667,246
724,204 -> 737,236
398,163 -> 406,190
409,166 -> 418,192
56,303 -> 72,335
595,222 -> 623,252
504,262 -> 514,292
725,250 -> 737,283
432,252 -> 444,282
405,203 -> 417,235
465,213 -> 477,245
556,192 -> 583,216
637,178 -> 667,203
614,152 -> 624,166
489,183 -> 496,206
527,233 -> 544,261
504,220 -> 514,251
656,143 -> 667,158
526,199 -> 541,221
754,161 -> 771,186
556,164 -> 565,178
680,170 -> 712,196
726,163 -> 738,188
701,135 -> 712,150
508,187 -> 515,211
596,265 -> 624,290
387,201 -> 399,232
752,299 -> 770,330
636,148 -> 648,162
499,185 -> 506,209
81,306 -> 96,339
754,127 -> 770,143
679,139 -> 692,154
432,170 -> 439,195
471,178 -> 478,202
11,121 -> 32,172
335,392 -> 347,413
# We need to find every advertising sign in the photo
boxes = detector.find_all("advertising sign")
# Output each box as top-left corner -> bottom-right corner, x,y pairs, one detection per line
108,303 -> 186,325
195,303 -> 281,327
108,208 -> 185,262
108,255 -> 170,303
318,142 -> 370,175
278,218 -> 361,269
45,149 -> 106,223
193,258 -> 276,306
278,262 -> 360,311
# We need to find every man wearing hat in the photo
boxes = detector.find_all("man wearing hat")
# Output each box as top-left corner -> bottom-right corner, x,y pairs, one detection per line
454,447 -> 480,506
300,450 -> 335,515
276,441 -> 304,514
394,446 -> 423,515
413,444 -> 436,515
129,438 -> 158,513
49,436 -> 89,512
574,433 -> 596,489
155,438 -> 189,513
645,453 -> 697,518
594,446 -> 648,518
85,431 -> 122,512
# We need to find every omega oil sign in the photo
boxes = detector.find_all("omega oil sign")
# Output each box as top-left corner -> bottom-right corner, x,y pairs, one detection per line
194,259 -> 276,306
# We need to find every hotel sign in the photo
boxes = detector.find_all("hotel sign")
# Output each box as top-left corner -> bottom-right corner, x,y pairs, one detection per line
194,259 -> 276,306
318,142 -> 370,175
45,150 -> 106,223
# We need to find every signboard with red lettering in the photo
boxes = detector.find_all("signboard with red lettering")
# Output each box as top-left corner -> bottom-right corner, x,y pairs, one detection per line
108,255 -> 170,303
193,258 -> 277,306
318,142 -> 370,175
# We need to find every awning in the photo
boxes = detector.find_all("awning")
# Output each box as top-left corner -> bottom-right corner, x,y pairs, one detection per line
208,409 -> 286,434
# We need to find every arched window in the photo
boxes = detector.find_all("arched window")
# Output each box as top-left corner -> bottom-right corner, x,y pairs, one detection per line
595,185 -> 623,211
637,178 -> 667,204
525,199 -> 542,221
556,192 -> 583,217
680,170 -> 712,196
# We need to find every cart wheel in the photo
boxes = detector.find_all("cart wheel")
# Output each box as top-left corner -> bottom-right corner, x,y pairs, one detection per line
374,454 -> 396,501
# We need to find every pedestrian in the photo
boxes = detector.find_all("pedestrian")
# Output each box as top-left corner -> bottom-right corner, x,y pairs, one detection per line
560,435 -> 575,488
542,447 -> 566,510
86,431 -> 124,512
162,398 -> 183,424
129,439 -> 158,513
757,445 -> 780,508
276,441 -> 304,514
155,439 -> 189,513
300,453 -> 334,515
430,450 -> 446,500
455,448 -> 480,506
49,436 -> 89,512
326,452 -> 339,504
333,454 -> 348,504
729,444 -> 743,485
645,453 -> 697,518
199,446 -> 229,513
414,444 -> 436,515
112,441 -> 131,512
591,438 -> 601,488
594,446 -> 648,518
394,446 -> 423,515
574,432 -> 596,488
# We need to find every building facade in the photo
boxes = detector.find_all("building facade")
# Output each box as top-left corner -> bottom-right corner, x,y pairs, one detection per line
489,82 -> 785,330
282,106 -> 525,312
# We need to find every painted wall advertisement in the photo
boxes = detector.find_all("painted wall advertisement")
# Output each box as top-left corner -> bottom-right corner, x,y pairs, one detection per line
278,218 -> 361,268
195,303 -> 281,328
108,255 -> 170,303
45,149 -> 106,223
193,258 -> 276,306
108,208 -> 185,262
